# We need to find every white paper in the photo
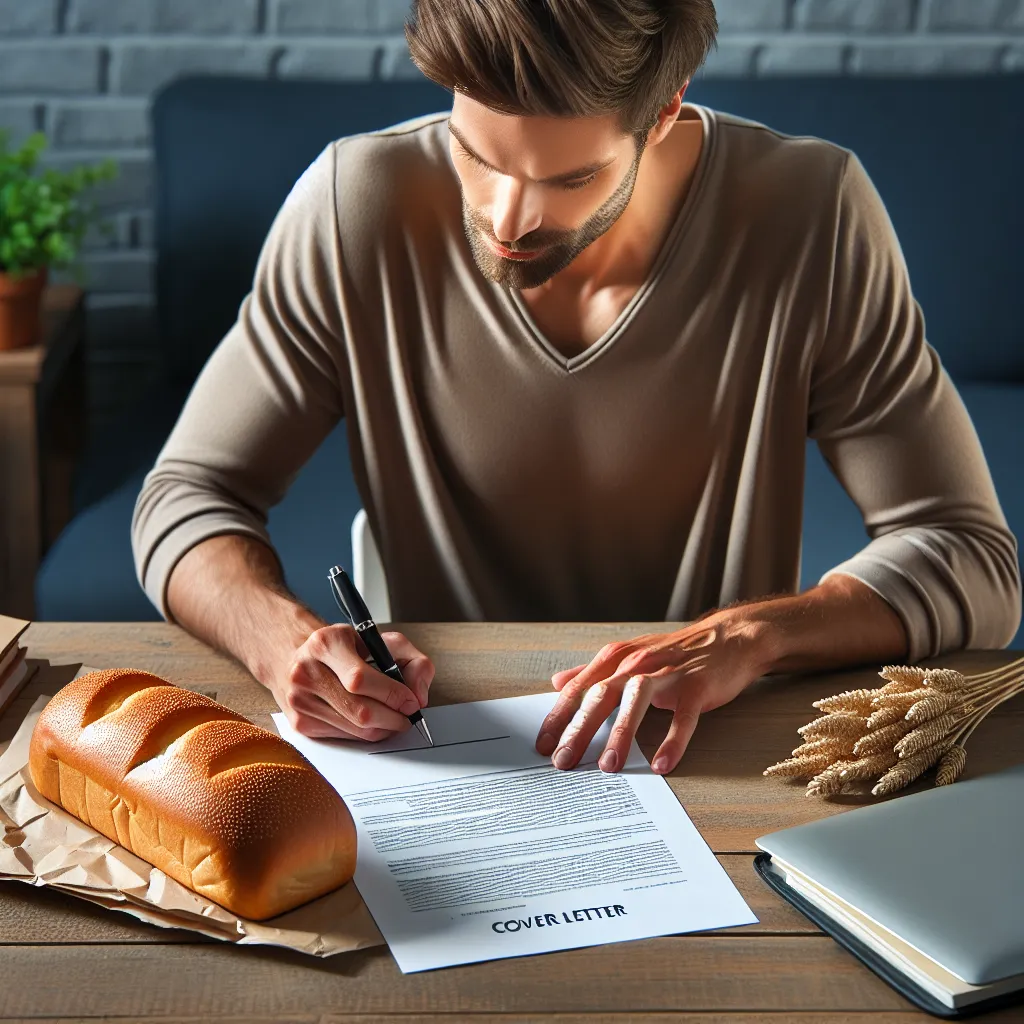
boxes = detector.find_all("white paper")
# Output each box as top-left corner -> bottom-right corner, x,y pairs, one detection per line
274,692 -> 756,972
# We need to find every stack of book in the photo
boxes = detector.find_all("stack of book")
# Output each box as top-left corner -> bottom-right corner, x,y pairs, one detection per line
0,615 -> 33,717
755,764 -> 1024,1017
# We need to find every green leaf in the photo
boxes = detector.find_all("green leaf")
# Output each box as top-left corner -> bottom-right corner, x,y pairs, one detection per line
0,131 -> 119,271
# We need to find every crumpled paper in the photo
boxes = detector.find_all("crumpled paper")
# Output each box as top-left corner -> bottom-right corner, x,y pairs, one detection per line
0,691 -> 384,957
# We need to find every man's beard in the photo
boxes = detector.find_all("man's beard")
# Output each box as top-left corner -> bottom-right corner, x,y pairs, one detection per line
462,146 -> 644,290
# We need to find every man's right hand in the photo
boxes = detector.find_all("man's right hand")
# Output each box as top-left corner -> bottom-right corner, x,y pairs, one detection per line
271,624 -> 435,742
165,536 -> 436,745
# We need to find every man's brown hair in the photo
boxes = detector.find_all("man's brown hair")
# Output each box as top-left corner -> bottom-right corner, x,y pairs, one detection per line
405,0 -> 718,141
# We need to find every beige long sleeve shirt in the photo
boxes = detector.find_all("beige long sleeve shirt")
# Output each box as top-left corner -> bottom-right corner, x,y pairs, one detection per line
132,106 -> 1021,660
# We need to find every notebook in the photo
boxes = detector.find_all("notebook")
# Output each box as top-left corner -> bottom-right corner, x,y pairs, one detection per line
755,763 -> 1024,1018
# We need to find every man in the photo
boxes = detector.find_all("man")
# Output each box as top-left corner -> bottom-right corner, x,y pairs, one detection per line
132,0 -> 1020,777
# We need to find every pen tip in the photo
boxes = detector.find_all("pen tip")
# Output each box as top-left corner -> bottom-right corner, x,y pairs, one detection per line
418,718 -> 434,747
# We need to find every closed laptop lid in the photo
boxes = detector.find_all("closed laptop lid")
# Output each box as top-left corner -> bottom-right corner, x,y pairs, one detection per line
756,763 -> 1024,985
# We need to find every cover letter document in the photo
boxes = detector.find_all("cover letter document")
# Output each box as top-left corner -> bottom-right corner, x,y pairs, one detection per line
275,692 -> 756,971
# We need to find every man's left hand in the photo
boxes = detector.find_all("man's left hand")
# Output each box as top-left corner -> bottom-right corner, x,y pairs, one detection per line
534,612 -> 770,775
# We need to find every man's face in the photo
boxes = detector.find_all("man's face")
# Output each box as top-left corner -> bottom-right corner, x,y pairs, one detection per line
449,95 -> 645,289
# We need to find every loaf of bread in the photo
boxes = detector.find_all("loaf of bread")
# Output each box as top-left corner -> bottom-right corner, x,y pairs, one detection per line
29,668 -> 356,920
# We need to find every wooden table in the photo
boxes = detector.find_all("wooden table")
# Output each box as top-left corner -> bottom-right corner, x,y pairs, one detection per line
3,621 -> 1023,1023
0,286 -> 86,618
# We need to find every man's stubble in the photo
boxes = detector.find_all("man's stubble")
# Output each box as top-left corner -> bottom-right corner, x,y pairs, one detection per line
461,144 -> 645,291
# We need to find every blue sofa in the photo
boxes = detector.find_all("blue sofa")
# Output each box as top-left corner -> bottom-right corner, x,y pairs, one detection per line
37,74 -> 1024,644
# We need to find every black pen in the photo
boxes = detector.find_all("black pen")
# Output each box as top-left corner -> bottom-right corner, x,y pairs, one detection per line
327,565 -> 434,747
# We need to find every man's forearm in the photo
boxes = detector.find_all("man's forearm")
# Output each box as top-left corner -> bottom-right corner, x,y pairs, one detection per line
735,572 -> 909,676
166,534 -> 324,688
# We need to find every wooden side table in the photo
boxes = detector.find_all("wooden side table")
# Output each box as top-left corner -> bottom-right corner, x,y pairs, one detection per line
0,285 -> 86,617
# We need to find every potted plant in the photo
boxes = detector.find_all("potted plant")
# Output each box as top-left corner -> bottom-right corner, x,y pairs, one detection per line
0,129 -> 116,351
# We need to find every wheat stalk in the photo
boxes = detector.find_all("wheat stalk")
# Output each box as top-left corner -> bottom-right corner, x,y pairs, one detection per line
894,714 -> 958,758
797,712 -> 869,740
878,665 -> 928,690
853,719 -> 912,757
806,762 -> 852,798
838,752 -> 898,781
935,745 -> 967,786
763,753 -> 834,778
872,687 -> 932,708
763,657 -> 1024,801
866,705 -> 906,729
904,691 -> 956,724
872,738 -> 954,796
812,688 -> 877,713
791,737 -> 855,758
920,668 -> 967,692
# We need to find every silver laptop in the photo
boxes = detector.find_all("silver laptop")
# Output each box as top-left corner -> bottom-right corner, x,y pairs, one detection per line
756,762 -> 1024,1009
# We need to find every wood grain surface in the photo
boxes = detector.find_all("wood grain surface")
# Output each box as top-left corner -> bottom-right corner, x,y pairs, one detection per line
2,622 -> 1022,1023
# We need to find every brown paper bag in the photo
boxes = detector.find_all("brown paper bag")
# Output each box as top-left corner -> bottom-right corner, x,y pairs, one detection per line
0,693 -> 384,957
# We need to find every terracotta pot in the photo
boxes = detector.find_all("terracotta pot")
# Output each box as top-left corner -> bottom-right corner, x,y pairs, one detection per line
0,268 -> 48,352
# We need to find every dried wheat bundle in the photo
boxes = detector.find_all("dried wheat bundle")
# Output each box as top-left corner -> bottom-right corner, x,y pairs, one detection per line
763,657 -> 1024,800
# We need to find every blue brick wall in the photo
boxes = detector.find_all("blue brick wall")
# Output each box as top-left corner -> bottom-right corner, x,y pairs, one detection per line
0,0 -> 1021,427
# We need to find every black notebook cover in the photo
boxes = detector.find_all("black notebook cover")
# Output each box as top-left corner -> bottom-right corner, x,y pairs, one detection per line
753,853 -> 1024,1020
